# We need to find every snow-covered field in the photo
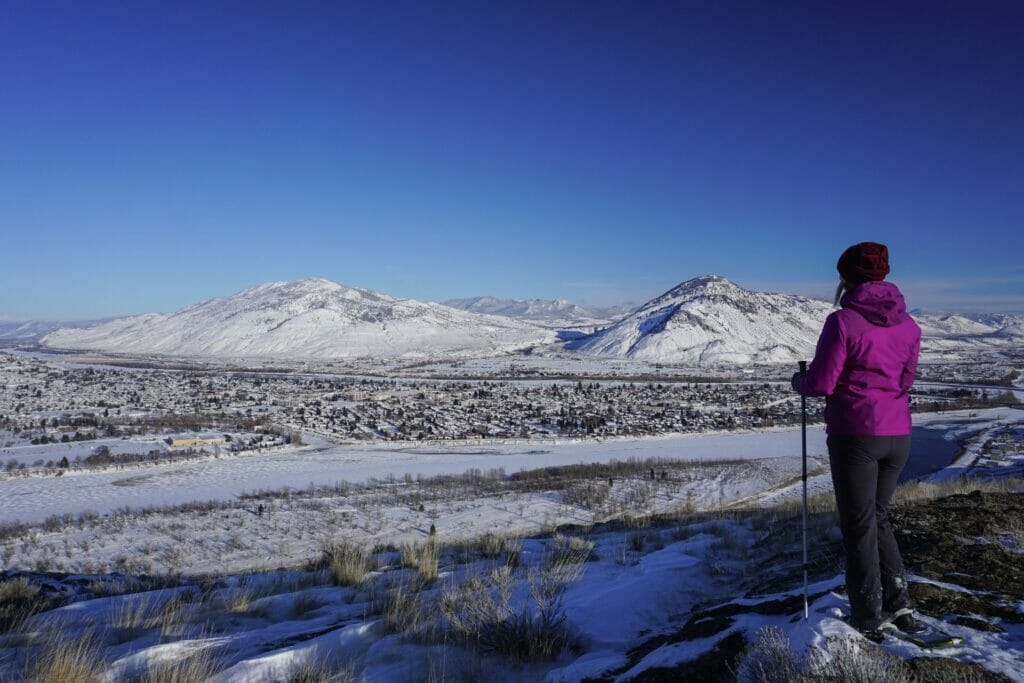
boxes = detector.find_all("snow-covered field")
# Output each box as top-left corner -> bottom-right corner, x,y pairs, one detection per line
0,428 -> 831,525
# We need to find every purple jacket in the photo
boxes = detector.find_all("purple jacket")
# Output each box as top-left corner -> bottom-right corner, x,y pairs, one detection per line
793,281 -> 921,435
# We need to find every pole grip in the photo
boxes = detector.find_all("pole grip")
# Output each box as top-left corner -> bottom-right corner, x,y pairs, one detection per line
798,360 -> 807,373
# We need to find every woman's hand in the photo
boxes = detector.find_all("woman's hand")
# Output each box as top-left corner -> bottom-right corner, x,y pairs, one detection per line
791,371 -> 808,392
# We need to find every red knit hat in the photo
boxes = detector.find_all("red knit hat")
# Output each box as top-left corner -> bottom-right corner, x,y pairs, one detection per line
837,242 -> 890,284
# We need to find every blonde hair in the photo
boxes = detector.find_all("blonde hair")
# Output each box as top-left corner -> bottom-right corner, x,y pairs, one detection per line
834,279 -> 847,306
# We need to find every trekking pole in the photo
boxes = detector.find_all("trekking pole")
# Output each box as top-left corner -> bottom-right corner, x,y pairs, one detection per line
799,360 -> 809,621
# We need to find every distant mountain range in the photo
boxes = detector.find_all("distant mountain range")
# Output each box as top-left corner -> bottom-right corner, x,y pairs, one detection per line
41,278 -> 556,359
0,319 -> 104,343
442,296 -> 631,329
29,276 -> 1024,365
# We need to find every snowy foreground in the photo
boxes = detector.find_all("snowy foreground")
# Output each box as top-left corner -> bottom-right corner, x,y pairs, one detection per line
1,409 -> 1021,682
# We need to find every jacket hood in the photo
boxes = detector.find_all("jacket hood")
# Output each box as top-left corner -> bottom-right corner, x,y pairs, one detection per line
840,281 -> 908,327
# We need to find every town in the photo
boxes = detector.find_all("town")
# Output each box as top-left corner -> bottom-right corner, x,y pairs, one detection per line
2,350 -> 1018,478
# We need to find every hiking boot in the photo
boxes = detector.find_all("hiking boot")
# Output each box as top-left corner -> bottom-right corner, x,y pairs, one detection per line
888,608 -> 926,634
857,626 -> 887,644
851,618 -> 887,643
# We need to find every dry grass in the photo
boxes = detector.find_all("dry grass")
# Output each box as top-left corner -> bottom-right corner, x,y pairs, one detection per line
545,534 -> 595,567
747,490 -> 838,518
138,644 -> 222,683
892,476 -> 1023,506
287,656 -> 357,683
23,631 -> 105,683
439,545 -> 585,662
87,576 -> 148,598
110,593 -> 168,644
323,541 -> 374,587
400,541 -> 440,582
157,592 -> 201,639
370,577 -> 435,641
476,532 -> 506,559
216,584 -> 261,617
503,537 -> 522,568
0,576 -> 49,633
446,532 -> 522,567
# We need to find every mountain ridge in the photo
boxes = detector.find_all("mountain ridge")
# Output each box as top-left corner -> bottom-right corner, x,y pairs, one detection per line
42,277 -> 556,359
442,295 -> 628,329
36,275 -> 1024,364
566,275 -> 834,365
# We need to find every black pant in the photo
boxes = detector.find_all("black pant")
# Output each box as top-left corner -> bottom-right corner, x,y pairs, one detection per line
827,434 -> 911,629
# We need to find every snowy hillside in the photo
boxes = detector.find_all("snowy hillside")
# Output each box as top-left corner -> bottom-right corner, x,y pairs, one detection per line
914,313 -> 999,337
0,319 -> 101,343
567,276 -> 834,365
442,296 -> 622,329
41,278 -> 556,359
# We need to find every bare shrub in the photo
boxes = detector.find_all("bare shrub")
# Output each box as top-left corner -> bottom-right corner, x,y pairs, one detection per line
808,636 -> 912,682
440,552 -> 584,662
735,627 -> 914,683
561,481 -> 610,509
733,626 -> 803,683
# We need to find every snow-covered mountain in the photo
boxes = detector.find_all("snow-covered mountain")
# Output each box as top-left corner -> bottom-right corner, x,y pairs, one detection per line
34,276 -> 1024,365
914,314 -> 999,338
566,275 -> 834,365
442,296 -> 623,329
913,311 -> 1024,339
41,278 -> 556,359
0,319 -> 103,343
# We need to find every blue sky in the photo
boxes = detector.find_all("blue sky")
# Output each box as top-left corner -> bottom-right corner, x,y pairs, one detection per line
2,1 -> 1022,320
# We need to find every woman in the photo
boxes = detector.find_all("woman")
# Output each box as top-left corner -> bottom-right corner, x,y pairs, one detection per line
792,241 -> 922,641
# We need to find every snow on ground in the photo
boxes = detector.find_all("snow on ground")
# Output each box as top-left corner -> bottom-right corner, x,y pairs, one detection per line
7,501 -> 1021,682
0,435 -> 175,468
0,428 -> 830,525
615,576 -> 1024,682
2,409 -> 1021,681
1,521 -> 750,683
920,408 -> 1024,481
0,455 -> 814,576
